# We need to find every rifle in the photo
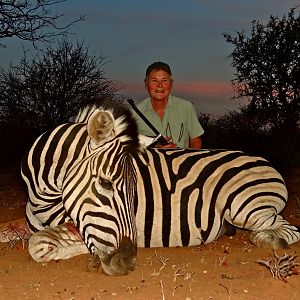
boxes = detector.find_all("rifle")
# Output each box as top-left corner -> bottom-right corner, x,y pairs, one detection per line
127,98 -> 169,147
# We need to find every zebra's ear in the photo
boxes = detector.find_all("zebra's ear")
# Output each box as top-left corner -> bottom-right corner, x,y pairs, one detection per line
87,109 -> 115,145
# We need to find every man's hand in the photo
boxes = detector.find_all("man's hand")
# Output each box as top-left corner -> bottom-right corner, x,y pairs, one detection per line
157,137 -> 177,148
189,136 -> 202,149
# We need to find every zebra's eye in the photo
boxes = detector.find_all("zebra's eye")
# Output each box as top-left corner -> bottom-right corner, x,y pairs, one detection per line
100,177 -> 113,190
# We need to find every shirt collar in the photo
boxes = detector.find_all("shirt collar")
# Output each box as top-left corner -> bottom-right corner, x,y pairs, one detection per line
146,95 -> 174,112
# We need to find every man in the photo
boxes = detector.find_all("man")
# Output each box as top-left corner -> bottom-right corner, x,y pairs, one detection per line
133,61 -> 204,149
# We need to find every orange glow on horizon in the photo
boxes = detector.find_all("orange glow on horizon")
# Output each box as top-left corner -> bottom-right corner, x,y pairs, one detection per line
174,81 -> 233,95
122,80 -> 233,97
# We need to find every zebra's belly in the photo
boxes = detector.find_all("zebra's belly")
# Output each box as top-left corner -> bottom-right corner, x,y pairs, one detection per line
136,223 -> 219,247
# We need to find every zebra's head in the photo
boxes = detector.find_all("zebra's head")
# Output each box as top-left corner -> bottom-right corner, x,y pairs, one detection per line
65,99 -> 140,275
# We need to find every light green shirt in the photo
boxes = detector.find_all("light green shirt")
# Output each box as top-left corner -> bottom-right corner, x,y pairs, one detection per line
133,95 -> 204,148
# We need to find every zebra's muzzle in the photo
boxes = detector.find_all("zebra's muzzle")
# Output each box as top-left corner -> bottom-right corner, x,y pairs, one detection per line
99,237 -> 137,276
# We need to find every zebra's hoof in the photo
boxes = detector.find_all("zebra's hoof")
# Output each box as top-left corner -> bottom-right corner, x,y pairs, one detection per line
250,230 -> 289,249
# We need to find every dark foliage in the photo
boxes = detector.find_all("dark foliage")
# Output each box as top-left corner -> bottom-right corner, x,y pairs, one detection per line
223,7 -> 300,132
220,7 -> 300,171
0,40 -> 120,165
200,108 -> 300,173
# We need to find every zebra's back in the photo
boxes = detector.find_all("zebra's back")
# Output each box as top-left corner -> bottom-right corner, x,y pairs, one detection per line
134,148 -> 293,248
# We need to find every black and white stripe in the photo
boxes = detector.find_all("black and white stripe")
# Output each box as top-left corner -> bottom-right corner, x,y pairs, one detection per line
22,99 -> 140,275
133,148 -> 299,248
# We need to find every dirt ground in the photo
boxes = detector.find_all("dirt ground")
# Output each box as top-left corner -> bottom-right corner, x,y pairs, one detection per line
0,166 -> 300,300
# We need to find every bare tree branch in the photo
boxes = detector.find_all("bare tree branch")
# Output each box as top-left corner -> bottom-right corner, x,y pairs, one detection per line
0,0 -> 84,47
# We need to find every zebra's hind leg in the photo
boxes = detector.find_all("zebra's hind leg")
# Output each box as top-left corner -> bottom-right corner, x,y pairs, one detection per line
248,215 -> 300,249
250,229 -> 289,248
28,222 -> 89,262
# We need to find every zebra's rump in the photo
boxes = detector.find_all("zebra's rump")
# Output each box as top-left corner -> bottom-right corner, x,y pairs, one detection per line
134,148 -> 288,247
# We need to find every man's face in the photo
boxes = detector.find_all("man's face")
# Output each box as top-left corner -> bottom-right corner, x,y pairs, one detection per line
145,69 -> 172,102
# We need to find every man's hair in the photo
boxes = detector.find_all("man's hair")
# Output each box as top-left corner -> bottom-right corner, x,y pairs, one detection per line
145,61 -> 172,77
144,61 -> 173,87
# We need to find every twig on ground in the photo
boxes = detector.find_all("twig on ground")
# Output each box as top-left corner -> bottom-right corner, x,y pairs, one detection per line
219,283 -> 232,295
10,225 -> 30,249
159,280 -> 165,300
217,253 -> 228,267
173,268 -> 185,282
150,251 -> 170,276
241,241 -> 254,252
172,284 -> 183,296
257,251 -> 299,282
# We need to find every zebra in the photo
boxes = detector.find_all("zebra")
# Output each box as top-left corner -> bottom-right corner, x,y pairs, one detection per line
75,101 -> 300,249
18,98 -> 140,275
1,99 -> 300,275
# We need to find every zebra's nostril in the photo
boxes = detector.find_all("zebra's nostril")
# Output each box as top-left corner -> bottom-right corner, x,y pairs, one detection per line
110,253 -> 136,275
100,238 -> 137,276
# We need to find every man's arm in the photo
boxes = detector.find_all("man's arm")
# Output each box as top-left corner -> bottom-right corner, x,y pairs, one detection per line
189,136 -> 202,149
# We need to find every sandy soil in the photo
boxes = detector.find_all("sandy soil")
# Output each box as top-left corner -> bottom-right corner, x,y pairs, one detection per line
0,167 -> 300,300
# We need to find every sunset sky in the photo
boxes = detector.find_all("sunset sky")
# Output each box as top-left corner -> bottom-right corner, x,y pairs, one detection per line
1,0 -> 298,115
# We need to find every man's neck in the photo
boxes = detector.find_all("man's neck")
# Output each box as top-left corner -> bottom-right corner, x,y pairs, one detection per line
150,97 -> 168,119
150,97 -> 168,110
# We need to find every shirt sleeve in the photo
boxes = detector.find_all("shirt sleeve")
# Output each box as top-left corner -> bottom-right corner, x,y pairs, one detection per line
186,102 -> 204,138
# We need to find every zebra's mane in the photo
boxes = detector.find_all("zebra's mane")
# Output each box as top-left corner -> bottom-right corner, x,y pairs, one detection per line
76,98 -> 140,153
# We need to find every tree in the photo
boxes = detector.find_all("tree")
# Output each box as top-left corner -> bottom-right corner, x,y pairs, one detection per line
223,7 -> 300,169
0,39 -> 120,130
223,7 -> 300,133
0,0 -> 83,48
0,39 -> 120,165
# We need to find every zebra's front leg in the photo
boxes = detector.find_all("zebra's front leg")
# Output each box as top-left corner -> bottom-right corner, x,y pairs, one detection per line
29,222 -> 89,262
248,215 -> 300,249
